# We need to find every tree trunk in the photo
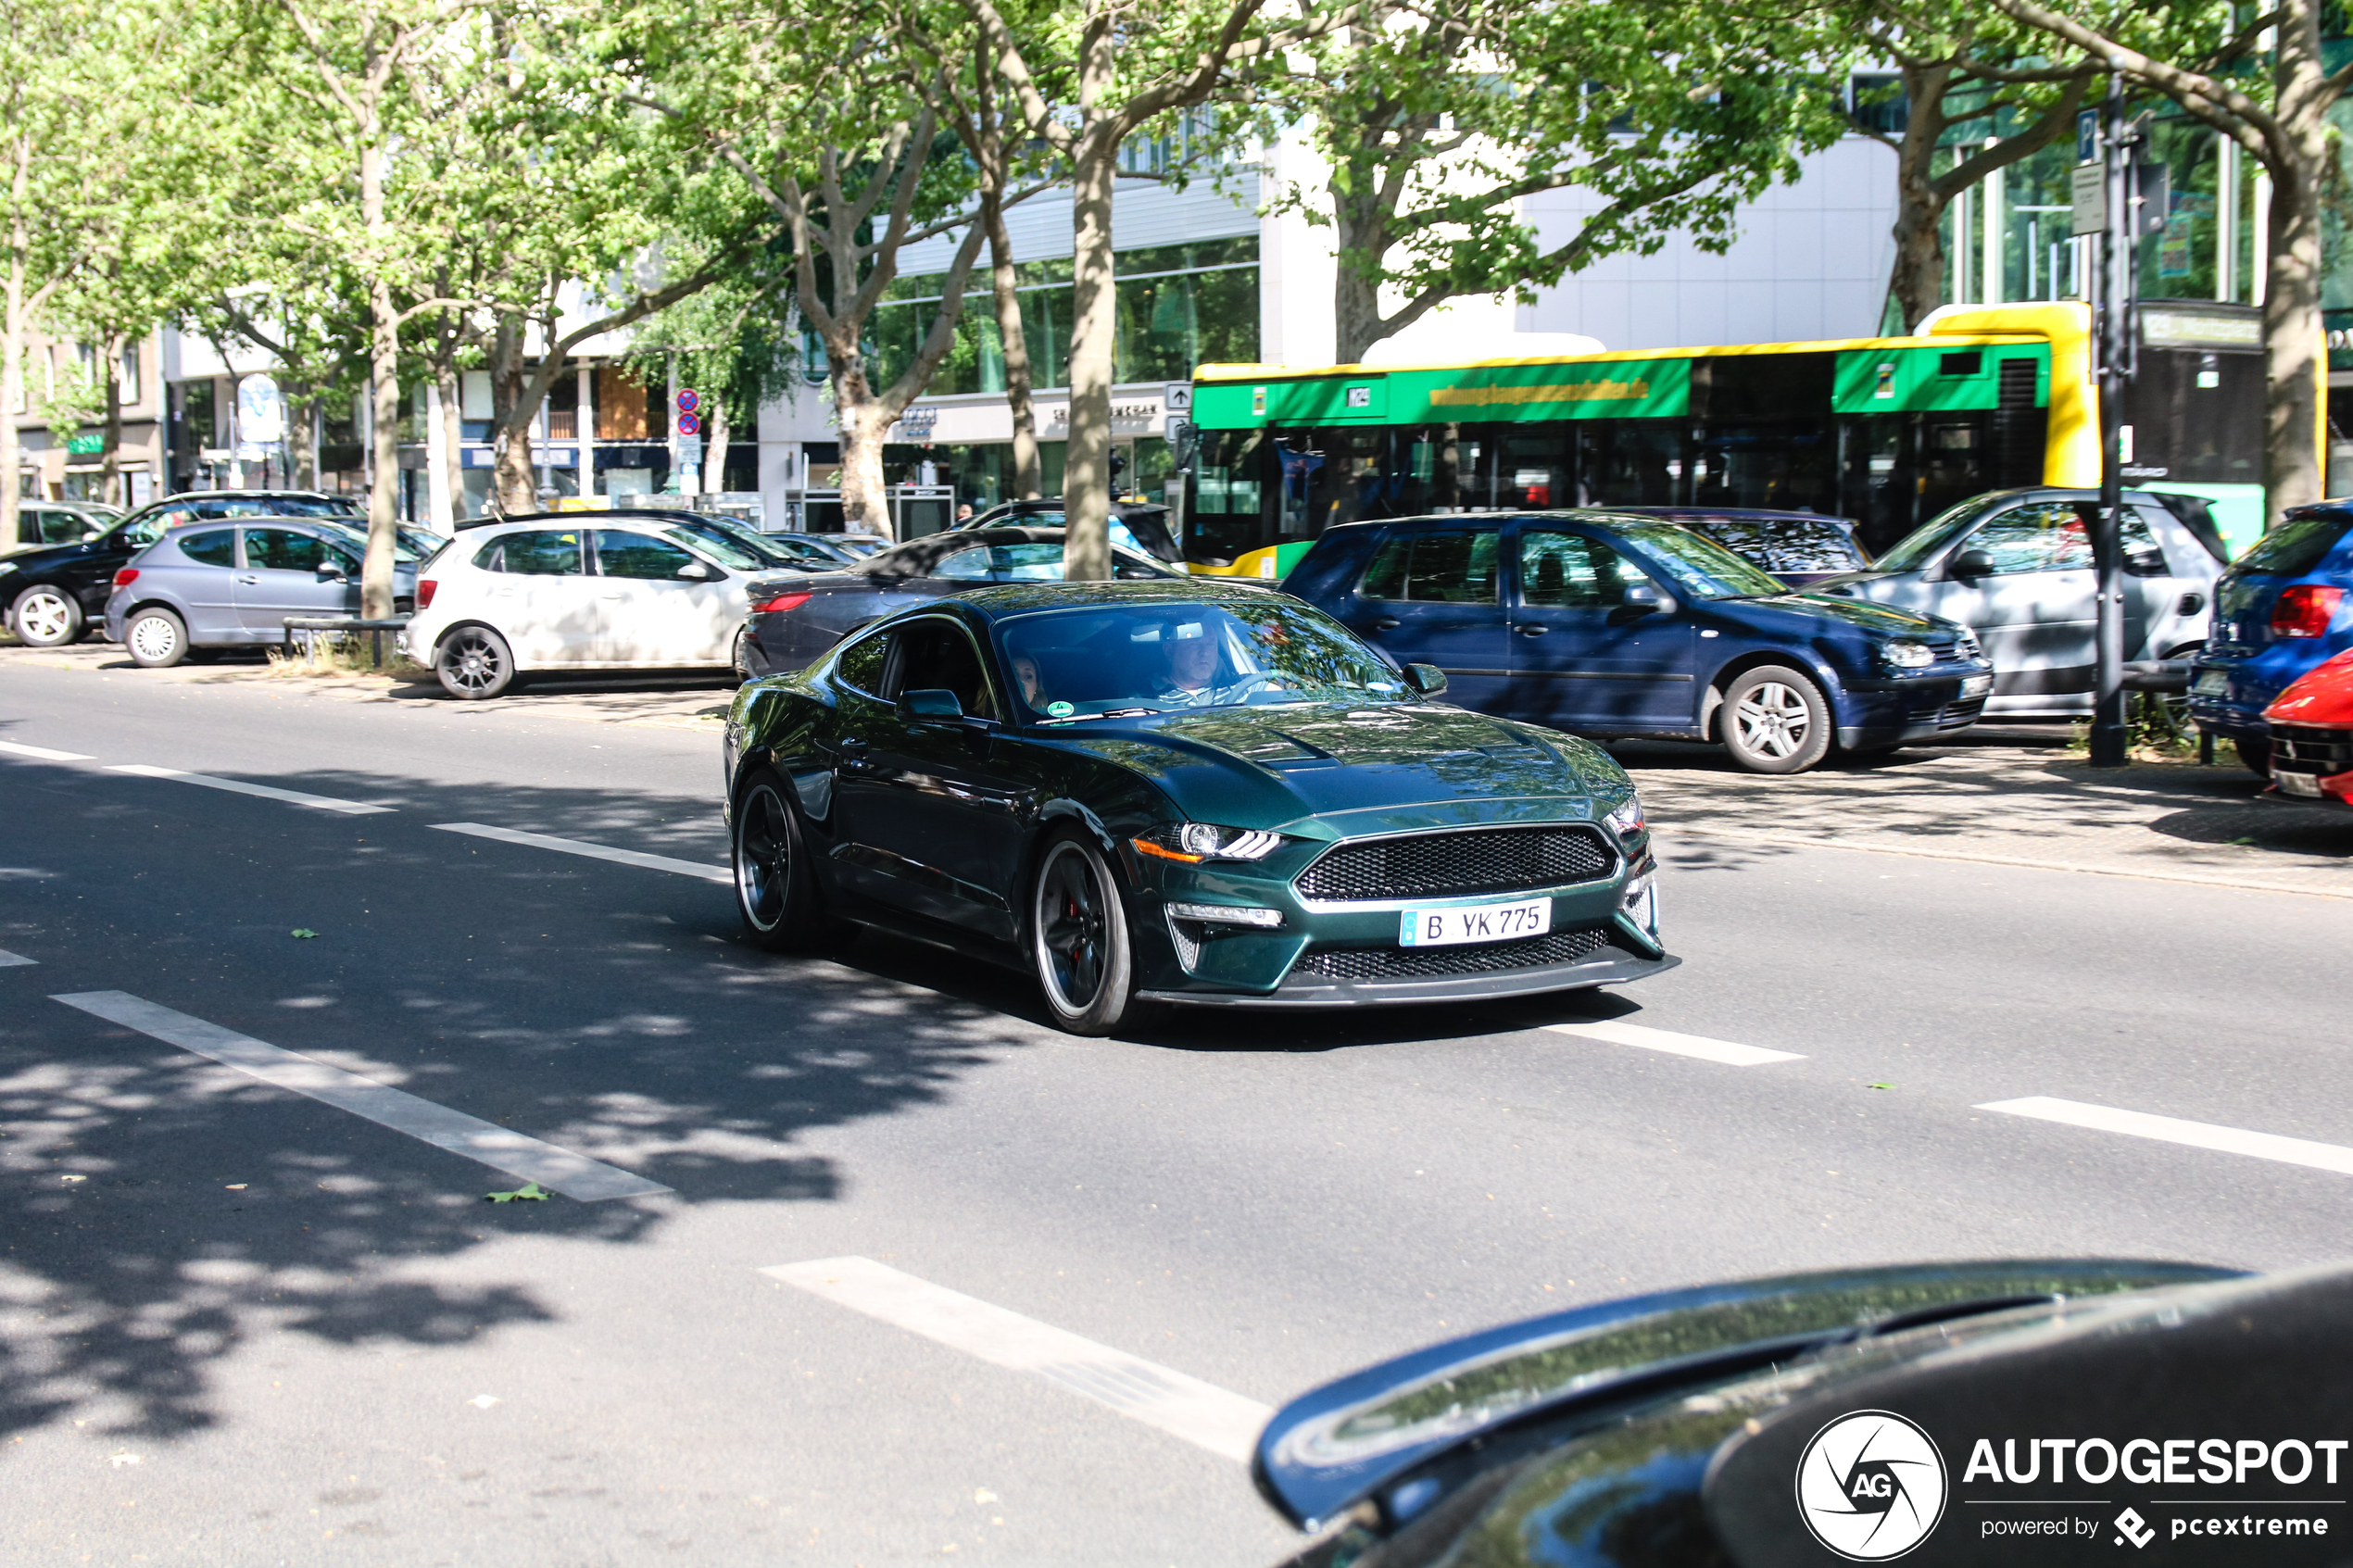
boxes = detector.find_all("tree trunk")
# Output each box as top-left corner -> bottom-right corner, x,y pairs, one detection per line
100,336 -> 122,505
1884,65 -> 1952,332
359,142 -> 402,621
1063,120 -> 1119,581
706,394 -> 729,495
0,139 -> 27,550
835,389 -> 893,536
1332,188 -> 1390,364
2265,2 -> 2331,522
489,315 -> 537,515
437,367 -> 465,521
983,191 -> 1040,498
283,380 -> 319,490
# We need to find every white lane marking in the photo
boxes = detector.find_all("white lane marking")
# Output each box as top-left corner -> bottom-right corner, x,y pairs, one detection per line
1545,1019 -> 1805,1067
765,1256 -> 1272,1463
434,822 -> 729,884
0,740 -> 94,761
106,764 -> 393,815
0,948 -> 34,967
52,991 -> 669,1201
1980,1096 -> 2353,1179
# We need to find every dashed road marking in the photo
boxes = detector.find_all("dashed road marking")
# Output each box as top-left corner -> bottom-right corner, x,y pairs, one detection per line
106,764 -> 394,815
765,1256 -> 1271,1462
0,948 -> 34,967
1546,1019 -> 1805,1067
1980,1096 -> 2353,1178
434,822 -> 730,883
52,991 -> 669,1201
0,740 -> 94,761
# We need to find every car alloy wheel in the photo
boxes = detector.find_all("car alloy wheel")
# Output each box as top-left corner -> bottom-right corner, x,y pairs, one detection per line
1028,833 -> 1141,1035
11,587 -> 82,647
1722,664 -> 1831,774
436,626 -> 514,700
124,608 -> 188,669
732,771 -> 830,950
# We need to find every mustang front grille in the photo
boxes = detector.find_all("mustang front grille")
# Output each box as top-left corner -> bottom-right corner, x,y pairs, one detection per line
1295,825 -> 1613,903
1294,924 -> 1619,981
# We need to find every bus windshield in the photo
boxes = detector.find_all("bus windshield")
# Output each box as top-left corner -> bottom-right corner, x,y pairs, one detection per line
1605,521 -> 1787,599
1875,495 -> 2008,572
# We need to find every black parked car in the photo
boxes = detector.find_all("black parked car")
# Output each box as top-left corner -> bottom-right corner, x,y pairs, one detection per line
1610,507 -> 1871,588
737,525 -> 1182,678
0,491 -> 361,647
1252,1257 -> 2353,1568
951,497 -> 1185,563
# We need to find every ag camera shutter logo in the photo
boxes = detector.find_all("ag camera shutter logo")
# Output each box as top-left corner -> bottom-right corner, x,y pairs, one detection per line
1795,1410 -> 1949,1560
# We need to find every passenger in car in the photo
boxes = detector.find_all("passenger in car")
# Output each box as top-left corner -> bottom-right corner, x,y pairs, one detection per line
1011,654 -> 1048,710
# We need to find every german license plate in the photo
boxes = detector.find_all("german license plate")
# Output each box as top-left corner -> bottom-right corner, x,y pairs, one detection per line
1960,674 -> 1993,698
2194,669 -> 2230,696
1400,898 -> 1551,947
2277,771 -> 2323,798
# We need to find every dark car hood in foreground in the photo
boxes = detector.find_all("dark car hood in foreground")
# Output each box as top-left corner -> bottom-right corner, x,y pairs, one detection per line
1037,701 -> 1619,833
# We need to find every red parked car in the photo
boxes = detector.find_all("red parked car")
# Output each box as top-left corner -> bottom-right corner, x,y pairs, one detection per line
2263,647 -> 2353,807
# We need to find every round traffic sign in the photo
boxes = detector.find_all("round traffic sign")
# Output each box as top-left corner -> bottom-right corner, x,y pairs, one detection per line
675,388 -> 699,413
675,412 -> 701,436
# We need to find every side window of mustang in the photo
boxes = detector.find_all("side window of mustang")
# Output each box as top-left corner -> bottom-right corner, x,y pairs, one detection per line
834,631 -> 891,696
887,620 -> 1000,721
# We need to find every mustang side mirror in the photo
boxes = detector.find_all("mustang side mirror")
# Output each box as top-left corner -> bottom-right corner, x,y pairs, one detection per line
675,560 -> 719,581
899,688 -> 963,721
1947,547 -> 1996,582
1403,662 -> 1448,696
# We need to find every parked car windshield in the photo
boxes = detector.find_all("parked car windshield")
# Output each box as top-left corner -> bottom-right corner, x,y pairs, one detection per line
269,496 -> 364,518
319,521 -> 419,564
2234,511 -> 2350,577
1681,517 -> 1866,574
1874,495 -> 2008,572
1604,521 -> 1787,598
999,601 -> 1404,720
648,520 -> 780,571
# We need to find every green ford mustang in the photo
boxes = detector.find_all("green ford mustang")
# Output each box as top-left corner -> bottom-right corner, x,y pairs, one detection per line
720,580 -> 1674,1033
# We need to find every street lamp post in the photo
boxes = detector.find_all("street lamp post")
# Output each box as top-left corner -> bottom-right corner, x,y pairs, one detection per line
2090,78 -> 2134,770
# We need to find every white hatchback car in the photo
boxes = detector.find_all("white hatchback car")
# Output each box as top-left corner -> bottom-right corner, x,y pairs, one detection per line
403,517 -> 766,698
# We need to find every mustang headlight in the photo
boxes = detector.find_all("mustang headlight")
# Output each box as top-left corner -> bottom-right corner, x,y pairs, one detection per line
1881,638 -> 1935,671
1132,823 -> 1282,864
1604,796 -> 1644,841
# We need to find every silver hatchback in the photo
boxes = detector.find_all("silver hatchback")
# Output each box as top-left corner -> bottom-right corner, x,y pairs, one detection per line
1812,488 -> 2227,717
103,521 -> 418,668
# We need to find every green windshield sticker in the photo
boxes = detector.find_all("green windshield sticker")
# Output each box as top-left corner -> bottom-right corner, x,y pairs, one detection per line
1047,701 -> 1075,717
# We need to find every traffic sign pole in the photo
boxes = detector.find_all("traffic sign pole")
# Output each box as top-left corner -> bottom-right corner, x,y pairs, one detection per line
2091,79 -> 2130,770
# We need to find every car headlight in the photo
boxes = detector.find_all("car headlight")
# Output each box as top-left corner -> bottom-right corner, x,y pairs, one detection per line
1954,628 -> 1982,659
1604,796 -> 1644,841
1131,823 -> 1282,863
1881,639 -> 1934,671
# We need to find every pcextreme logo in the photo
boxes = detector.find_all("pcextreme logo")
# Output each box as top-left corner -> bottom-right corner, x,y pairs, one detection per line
1795,1410 -> 1951,1561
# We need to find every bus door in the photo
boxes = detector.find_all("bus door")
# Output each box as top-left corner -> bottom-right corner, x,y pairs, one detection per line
1506,521 -> 1696,732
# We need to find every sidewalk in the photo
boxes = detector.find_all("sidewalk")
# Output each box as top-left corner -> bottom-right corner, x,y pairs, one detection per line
1619,728 -> 2353,898
0,640 -> 735,733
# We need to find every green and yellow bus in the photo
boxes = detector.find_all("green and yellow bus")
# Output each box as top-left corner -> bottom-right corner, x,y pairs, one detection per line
1182,300 -> 2269,580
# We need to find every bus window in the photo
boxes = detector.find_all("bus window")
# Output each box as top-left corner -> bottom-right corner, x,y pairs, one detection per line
1576,421 -> 1680,508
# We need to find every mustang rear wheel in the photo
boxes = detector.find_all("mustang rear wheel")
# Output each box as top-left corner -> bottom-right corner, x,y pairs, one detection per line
1028,832 -> 1142,1035
732,770 -> 831,950
1721,664 -> 1831,774
10,587 -> 83,647
436,626 -> 514,699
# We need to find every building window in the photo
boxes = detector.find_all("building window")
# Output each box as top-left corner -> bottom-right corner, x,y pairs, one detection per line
118,343 -> 140,406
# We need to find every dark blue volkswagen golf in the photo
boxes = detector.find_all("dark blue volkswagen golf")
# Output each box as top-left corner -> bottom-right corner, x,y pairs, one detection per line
1283,511 -> 1993,772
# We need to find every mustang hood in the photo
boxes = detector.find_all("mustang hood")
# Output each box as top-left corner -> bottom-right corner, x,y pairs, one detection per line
1042,701 -> 1614,829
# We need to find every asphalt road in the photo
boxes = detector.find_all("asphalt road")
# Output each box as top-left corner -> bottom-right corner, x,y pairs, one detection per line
4,659 -> 2352,1567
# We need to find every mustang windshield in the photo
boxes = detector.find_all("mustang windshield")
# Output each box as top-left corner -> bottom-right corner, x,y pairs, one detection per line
999,602 -> 1405,720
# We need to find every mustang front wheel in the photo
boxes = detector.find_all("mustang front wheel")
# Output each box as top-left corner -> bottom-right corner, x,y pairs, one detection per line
733,770 -> 831,950
1028,833 -> 1142,1035
1722,664 -> 1831,774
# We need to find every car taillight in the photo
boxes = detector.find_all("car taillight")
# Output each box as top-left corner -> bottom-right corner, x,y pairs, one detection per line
2271,584 -> 2346,638
111,568 -> 138,590
417,580 -> 437,609
756,591 -> 810,614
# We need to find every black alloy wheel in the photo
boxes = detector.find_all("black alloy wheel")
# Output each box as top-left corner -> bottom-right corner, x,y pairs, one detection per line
436,625 -> 515,700
1028,833 -> 1142,1035
732,771 -> 830,950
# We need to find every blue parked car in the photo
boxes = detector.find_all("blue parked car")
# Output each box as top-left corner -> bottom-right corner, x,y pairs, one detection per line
1283,511 -> 1994,772
2189,503 -> 2353,773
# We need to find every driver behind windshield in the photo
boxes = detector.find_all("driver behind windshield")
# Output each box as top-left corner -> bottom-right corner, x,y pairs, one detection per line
1153,624 -> 1226,707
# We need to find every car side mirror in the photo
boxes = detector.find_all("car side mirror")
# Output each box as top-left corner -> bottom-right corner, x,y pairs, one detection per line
316,561 -> 348,582
675,560 -> 719,581
1621,583 -> 1675,613
2125,543 -> 2168,576
1403,662 -> 1448,696
1948,547 -> 1996,582
898,688 -> 963,721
